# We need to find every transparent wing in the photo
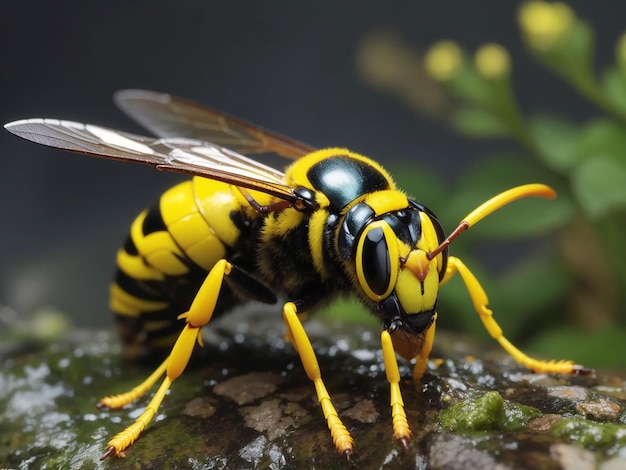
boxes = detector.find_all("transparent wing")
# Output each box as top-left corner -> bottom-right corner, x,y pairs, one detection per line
4,118 -> 297,202
114,89 -> 316,160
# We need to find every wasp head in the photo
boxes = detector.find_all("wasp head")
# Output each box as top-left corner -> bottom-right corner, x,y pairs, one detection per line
337,192 -> 448,360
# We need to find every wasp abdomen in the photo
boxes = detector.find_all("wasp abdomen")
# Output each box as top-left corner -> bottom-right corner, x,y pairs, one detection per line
110,177 -> 248,358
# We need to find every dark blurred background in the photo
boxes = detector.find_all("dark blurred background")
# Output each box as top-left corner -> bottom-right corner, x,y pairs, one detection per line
1,1 -> 625,354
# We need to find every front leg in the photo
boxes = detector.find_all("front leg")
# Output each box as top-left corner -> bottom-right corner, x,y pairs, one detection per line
443,256 -> 590,374
381,330 -> 411,449
412,313 -> 438,382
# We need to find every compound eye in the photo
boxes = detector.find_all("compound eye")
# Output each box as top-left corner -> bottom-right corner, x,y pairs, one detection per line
356,221 -> 399,301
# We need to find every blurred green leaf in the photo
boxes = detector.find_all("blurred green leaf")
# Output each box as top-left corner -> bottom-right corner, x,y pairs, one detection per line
601,66 -> 626,116
318,297 -> 378,327
526,326 -> 626,369
442,153 -> 576,238
452,106 -> 511,138
439,251 -> 573,342
494,253 -> 574,334
596,215 -> 626,312
571,154 -> 626,218
578,118 -> 626,161
528,114 -> 583,173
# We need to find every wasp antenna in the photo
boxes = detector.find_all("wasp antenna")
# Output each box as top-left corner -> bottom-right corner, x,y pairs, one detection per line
463,184 -> 556,228
427,184 -> 556,261
427,221 -> 469,260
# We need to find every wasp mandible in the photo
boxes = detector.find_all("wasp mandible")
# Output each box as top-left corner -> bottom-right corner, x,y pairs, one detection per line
5,90 -> 589,459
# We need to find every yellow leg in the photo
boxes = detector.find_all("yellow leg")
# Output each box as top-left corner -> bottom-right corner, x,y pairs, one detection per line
445,256 -> 587,374
412,314 -> 437,382
283,302 -> 353,458
101,259 -> 232,459
98,358 -> 168,409
100,377 -> 172,460
381,331 -> 411,449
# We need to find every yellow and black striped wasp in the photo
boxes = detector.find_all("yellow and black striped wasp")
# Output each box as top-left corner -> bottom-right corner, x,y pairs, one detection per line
4,90 -> 588,459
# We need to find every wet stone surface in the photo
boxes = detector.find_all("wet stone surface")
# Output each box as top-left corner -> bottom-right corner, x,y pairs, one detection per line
1,318 -> 625,469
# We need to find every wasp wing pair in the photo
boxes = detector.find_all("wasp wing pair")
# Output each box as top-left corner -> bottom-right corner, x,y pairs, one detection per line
6,90 -> 313,204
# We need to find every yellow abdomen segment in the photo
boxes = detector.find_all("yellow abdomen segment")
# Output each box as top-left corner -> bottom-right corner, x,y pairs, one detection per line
159,178 -> 231,272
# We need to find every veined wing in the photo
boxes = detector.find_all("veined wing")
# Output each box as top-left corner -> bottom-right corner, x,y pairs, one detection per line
114,89 -> 316,160
4,118 -> 296,201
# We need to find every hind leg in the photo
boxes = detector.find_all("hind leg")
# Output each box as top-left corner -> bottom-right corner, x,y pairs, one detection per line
99,259 -> 232,459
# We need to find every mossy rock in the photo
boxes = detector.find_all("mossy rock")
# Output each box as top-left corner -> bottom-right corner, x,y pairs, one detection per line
1,316 -> 625,469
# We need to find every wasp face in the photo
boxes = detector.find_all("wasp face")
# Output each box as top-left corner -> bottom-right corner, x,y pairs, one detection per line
378,242 -> 441,360
338,196 -> 448,360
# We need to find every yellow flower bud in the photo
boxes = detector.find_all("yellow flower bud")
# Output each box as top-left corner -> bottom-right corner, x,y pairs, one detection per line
425,40 -> 463,81
518,1 -> 575,51
475,43 -> 511,79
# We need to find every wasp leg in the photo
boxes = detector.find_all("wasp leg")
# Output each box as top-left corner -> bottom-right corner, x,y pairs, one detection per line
98,358 -> 168,409
283,302 -> 354,458
381,330 -> 411,450
443,256 -> 588,374
412,313 -> 438,382
100,259 -> 232,460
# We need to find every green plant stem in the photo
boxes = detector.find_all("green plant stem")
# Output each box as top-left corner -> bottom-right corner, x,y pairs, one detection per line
488,77 -> 542,159
595,215 -> 626,320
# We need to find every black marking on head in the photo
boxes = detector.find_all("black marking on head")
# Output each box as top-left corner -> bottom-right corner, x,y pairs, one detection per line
338,202 -> 375,259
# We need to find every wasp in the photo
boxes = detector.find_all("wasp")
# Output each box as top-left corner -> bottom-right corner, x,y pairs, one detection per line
5,90 -> 588,460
